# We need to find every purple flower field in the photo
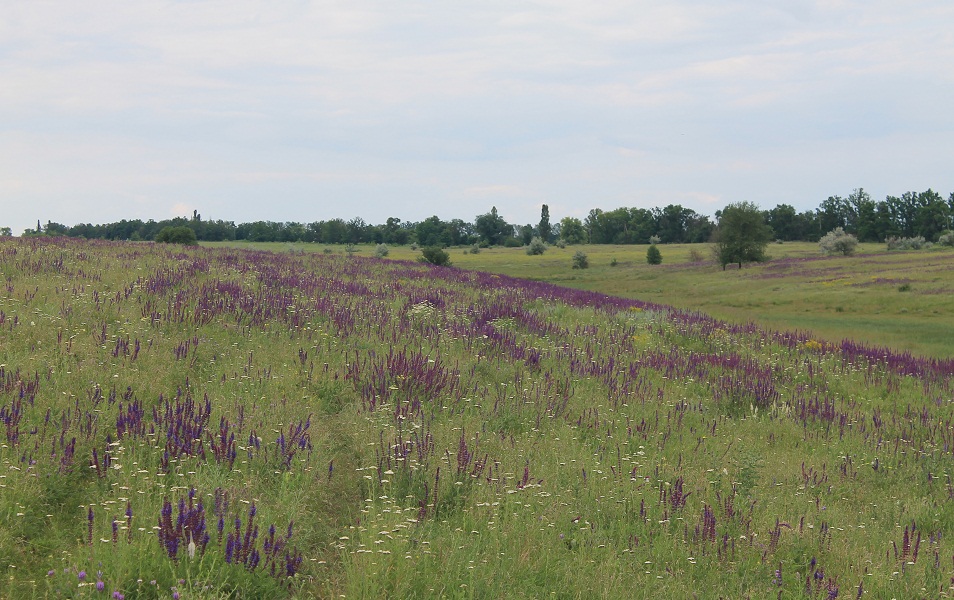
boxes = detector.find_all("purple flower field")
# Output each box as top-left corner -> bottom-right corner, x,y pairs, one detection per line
1,236 -> 953,597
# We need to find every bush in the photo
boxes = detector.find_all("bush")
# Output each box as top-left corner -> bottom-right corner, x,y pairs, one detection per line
344,244 -> 359,255
886,236 -> 929,251
646,244 -> 662,265
649,235 -> 661,245
937,230 -> 954,247
571,250 -> 588,269
526,237 -> 546,256
609,257 -> 618,267
374,244 -> 389,258
155,226 -> 197,245
469,244 -> 481,254
503,237 -> 522,248
419,246 -> 452,266
555,239 -> 567,249
688,249 -> 705,262
818,227 -> 858,256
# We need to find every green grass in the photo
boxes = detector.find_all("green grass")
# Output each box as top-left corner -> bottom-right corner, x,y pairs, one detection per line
3,237 -> 953,598
229,241 -> 954,358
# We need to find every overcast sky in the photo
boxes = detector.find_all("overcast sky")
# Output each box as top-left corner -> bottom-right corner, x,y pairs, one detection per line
2,1 -> 953,235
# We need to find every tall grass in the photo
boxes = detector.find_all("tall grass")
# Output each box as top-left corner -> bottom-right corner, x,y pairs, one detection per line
1,237 -> 953,597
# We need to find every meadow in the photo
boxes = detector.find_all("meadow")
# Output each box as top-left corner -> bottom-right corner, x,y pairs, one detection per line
2,236 -> 954,598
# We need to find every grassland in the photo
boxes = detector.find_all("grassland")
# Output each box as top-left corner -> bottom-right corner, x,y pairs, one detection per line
2,237 -> 954,598
221,241 -> 954,359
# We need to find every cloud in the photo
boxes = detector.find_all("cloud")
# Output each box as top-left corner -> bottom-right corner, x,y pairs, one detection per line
1,1 -> 952,235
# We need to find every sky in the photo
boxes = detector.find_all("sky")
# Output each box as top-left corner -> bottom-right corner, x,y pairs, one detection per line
2,1 -> 954,235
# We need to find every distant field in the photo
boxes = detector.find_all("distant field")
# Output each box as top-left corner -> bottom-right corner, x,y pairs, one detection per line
212,241 -> 954,359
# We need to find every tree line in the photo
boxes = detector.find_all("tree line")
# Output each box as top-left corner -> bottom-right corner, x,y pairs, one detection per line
15,188 -> 954,246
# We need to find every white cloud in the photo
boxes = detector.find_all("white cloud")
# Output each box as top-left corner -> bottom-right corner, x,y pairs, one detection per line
1,1 -> 953,235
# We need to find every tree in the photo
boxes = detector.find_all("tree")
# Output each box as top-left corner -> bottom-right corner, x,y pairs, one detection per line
526,237 -> 546,255
0,227 -> 11,237
559,217 -> 586,244
155,226 -> 198,245
713,202 -> 773,270
571,250 -> 589,269
646,244 -> 662,265
538,205 -> 552,243
419,246 -> 451,266
818,227 -> 858,256
416,216 -> 450,247
474,207 -> 512,246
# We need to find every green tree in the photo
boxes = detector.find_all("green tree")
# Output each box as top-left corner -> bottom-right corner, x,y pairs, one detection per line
0,227 -> 11,237
713,202 -> 773,270
474,207 -> 512,246
646,244 -> 662,265
538,204 -> 552,242
559,217 -> 586,244
571,250 -> 589,269
419,246 -> 451,266
155,226 -> 198,245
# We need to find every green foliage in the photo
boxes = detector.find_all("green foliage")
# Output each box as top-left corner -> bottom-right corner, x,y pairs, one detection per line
4,237 -> 954,598
469,243 -> 481,254
374,243 -> 389,258
559,217 -> 586,244
538,204 -> 552,242
0,226 -> 11,237
886,236 -> 929,250
419,245 -> 452,266
571,250 -> 588,269
938,230 -> 954,247
526,237 -> 546,255
474,206 -> 512,246
646,244 -> 662,265
713,201 -> 773,269
503,236 -> 522,248
818,227 -> 858,256
154,225 -> 198,245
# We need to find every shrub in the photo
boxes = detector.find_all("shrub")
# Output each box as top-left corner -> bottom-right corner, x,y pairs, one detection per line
526,237 -> 546,256
609,257 -> 618,267
555,239 -> 567,249
818,227 -> 858,256
937,230 -> 954,247
469,244 -> 480,254
646,245 -> 662,265
503,237 -> 522,248
649,235 -> 661,245
419,246 -> 451,266
688,249 -> 705,262
344,244 -> 359,255
886,236 -> 929,251
323,247 -> 333,254
571,250 -> 588,269
155,226 -> 197,245
374,244 -> 389,258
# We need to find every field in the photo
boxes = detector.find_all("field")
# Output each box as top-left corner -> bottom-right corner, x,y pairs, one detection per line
373,242 -> 954,360
2,236 -> 954,598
